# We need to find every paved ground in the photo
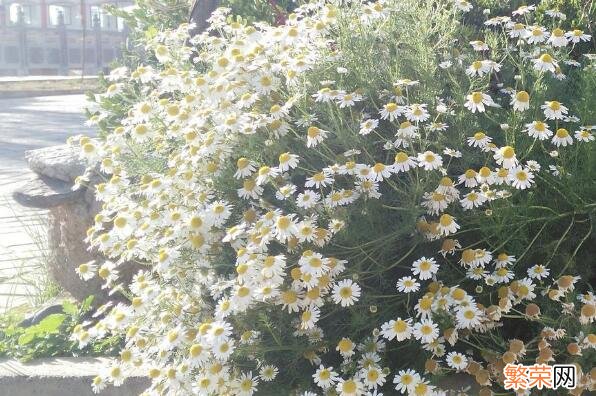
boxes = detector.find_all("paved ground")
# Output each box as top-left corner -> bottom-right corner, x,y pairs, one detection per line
0,95 -> 92,311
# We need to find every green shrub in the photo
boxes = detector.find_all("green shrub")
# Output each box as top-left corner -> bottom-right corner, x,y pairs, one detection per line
75,1 -> 595,395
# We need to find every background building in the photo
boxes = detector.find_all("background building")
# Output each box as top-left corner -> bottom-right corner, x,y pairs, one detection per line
0,0 -> 131,75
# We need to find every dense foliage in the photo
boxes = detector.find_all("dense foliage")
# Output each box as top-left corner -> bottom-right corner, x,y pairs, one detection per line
75,1 -> 594,395
0,297 -> 121,362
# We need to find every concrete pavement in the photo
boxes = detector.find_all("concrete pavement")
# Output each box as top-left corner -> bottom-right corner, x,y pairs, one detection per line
0,95 -> 93,311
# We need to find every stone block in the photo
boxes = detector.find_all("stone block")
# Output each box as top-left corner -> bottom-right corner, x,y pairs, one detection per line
25,144 -> 86,183
12,174 -> 83,208
0,357 -> 150,396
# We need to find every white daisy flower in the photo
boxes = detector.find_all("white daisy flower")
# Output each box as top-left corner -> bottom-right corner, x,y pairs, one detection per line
458,169 -> 478,188
512,4 -> 535,16
417,151 -> 443,171
332,279 -> 361,307
467,131 -> 492,148
460,191 -> 487,210
278,152 -> 299,172
369,162 -> 393,182
566,29 -> 591,43
527,264 -> 550,280
511,90 -> 530,111
235,371 -> 258,396
379,102 -> 403,121
305,171 -> 333,188
313,365 -> 339,389
337,92 -> 362,108
336,377 -> 364,396
455,305 -> 483,329
396,121 -> 418,138
396,276 -> 420,293
454,0 -> 472,12
405,104 -> 430,122
393,151 -> 417,172
575,129 -> 595,142
307,126 -> 329,147
411,257 -> 439,280
359,118 -> 379,135
509,167 -> 535,190
525,26 -> 549,44
296,190 -> 320,209
393,369 -> 421,394
508,22 -> 526,38
445,351 -> 468,371
493,146 -> 518,169
76,261 -> 97,281
464,91 -> 498,113
532,53 -> 558,73
552,128 -> 573,147
413,319 -> 439,344
360,365 -> 386,389
437,214 -> 460,236
548,28 -> 568,47
300,306 -> 320,330
525,121 -> 553,140
494,253 -> 516,267
381,318 -> 413,341
256,166 -> 280,185
469,40 -> 489,51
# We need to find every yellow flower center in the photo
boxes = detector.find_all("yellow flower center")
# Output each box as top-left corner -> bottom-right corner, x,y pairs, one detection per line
432,192 -> 445,202
279,152 -> 290,163
471,92 -> 483,104
516,171 -> 528,181
395,152 -> 409,163
240,379 -> 253,391
452,287 -> 466,300
307,126 -> 320,138
301,311 -> 312,322
338,338 -> 353,352
464,169 -> 477,178
342,380 -> 357,393
439,214 -> 453,227
539,54 -> 553,63
282,290 -> 298,303
368,369 -> 379,381
340,287 -> 353,298
516,91 -> 529,102
385,103 -> 398,112
439,176 -> 453,186
373,163 -> 386,173
502,146 -> 515,159
277,216 -> 291,230
420,325 -> 433,335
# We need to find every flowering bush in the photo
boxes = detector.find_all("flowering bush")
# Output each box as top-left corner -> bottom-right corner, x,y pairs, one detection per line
73,1 -> 595,395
